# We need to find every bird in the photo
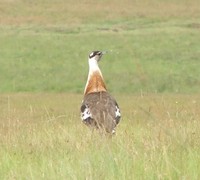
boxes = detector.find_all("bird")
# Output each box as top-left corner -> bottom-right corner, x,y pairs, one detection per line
80,50 -> 121,134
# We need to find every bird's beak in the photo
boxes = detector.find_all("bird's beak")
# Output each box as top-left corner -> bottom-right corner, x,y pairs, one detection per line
102,51 -> 108,55
99,51 -> 108,59
97,51 -> 108,62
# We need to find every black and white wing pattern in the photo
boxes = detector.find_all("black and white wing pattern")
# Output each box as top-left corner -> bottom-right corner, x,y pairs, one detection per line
115,102 -> 121,125
80,103 -> 94,125
80,92 -> 121,133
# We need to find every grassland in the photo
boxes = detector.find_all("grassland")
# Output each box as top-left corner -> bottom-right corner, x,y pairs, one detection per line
0,0 -> 200,93
0,93 -> 200,179
0,0 -> 200,179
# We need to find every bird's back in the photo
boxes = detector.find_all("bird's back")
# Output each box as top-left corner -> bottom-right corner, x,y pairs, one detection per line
81,51 -> 121,134
81,91 -> 120,133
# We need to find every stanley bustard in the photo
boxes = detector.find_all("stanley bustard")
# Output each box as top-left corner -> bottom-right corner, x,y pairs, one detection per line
80,51 -> 121,134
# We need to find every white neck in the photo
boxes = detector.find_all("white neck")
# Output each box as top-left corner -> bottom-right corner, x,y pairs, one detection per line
88,59 -> 101,74
84,59 -> 103,94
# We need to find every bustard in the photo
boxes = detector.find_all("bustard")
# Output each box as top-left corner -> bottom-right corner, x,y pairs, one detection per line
80,51 -> 121,134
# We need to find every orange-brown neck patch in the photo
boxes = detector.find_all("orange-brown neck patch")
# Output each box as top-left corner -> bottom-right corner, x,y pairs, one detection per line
84,71 -> 107,95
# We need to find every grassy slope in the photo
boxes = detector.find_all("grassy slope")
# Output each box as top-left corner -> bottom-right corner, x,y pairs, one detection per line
0,93 -> 200,179
0,0 -> 200,93
0,0 -> 200,179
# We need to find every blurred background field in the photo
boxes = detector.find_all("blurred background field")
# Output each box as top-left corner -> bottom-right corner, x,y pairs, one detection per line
0,0 -> 200,93
1,0 -> 200,179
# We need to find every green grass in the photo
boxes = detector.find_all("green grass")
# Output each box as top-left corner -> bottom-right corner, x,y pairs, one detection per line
0,0 -> 200,93
0,93 -> 200,179
1,0 -> 200,179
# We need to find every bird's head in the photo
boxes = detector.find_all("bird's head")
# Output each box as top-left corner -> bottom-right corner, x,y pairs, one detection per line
88,51 -> 107,62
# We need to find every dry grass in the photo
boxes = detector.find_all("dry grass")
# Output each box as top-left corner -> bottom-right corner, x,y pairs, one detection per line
0,0 -> 200,178
0,0 -> 200,26
0,93 -> 200,179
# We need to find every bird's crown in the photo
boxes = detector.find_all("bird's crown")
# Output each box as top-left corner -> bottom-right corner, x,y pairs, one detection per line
89,51 -> 102,59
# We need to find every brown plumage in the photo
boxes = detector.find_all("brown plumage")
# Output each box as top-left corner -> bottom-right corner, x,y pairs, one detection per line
84,71 -> 107,95
80,51 -> 121,134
